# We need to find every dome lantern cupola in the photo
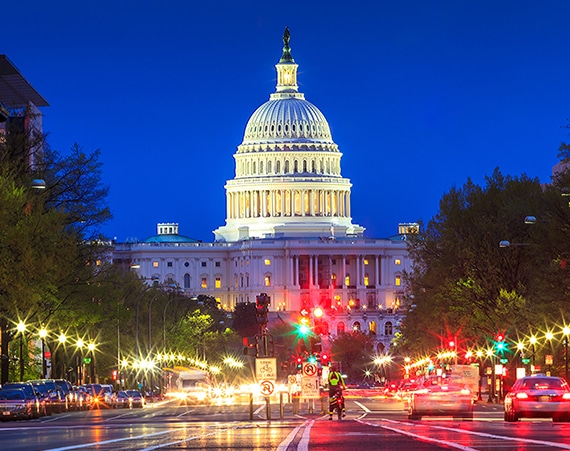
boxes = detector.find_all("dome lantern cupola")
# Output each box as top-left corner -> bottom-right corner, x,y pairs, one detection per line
275,26 -> 299,94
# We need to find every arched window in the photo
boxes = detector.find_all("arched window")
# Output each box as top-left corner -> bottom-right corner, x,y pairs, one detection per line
384,321 -> 393,336
337,322 -> 346,335
183,273 -> 190,289
352,321 -> 361,331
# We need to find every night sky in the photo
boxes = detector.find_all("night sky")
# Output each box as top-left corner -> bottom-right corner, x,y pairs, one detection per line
4,1 -> 570,242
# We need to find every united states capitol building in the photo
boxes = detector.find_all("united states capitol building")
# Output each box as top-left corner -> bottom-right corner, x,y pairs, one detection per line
112,29 -> 417,353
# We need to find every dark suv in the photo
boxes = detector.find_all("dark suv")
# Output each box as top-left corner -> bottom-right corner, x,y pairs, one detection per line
2,382 -> 46,417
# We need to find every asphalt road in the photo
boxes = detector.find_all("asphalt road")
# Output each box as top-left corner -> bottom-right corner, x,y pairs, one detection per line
1,394 -> 569,450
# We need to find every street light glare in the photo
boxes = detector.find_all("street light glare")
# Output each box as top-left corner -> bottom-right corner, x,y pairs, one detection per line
39,328 -> 48,338
16,321 -> 26,333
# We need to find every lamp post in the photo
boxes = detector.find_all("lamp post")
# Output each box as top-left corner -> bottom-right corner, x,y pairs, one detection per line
545,331 -> 554,376
148,293 -> 161,355
563,326 -> 570,382
529,335 -> 537,373
17,321 -> 26,381
39,327 -> 48,379
57,333 -> 66,380
76,338 -> 84,385
87,343 -> 95,383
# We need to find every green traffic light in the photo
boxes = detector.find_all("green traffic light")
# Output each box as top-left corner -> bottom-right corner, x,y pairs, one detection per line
298,324 -> 310,336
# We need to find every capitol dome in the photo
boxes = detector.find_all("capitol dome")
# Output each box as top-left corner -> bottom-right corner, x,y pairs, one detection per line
214,28 -> 364,242
242,95 -> 333,145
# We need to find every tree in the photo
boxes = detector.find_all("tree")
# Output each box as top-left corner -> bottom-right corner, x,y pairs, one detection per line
0,133 -> 112,383
399,168 -> 548,356
330,331 -> 374,381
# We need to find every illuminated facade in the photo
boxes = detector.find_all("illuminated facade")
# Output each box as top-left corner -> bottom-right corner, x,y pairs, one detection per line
113,30 -> 416,352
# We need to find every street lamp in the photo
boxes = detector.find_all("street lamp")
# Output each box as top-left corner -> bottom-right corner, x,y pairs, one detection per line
76,338 -> 84,385
39,327 -> 48,378
58,333 -> 67,381
87,343 -> 96,383
529,335 -> 537,371
148,293 -> 161,355
16,321 -> 26,381
563,326 -> 570,382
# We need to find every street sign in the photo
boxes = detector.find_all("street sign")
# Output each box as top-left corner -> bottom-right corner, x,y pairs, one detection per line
302,362 -> 318,377
522,358 -> 530,364
255,357 -> 277,381
301,376 -> 320,399
259,380 -> 275,396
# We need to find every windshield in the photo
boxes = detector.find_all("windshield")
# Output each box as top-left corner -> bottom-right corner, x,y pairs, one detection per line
0,390 -> 25,400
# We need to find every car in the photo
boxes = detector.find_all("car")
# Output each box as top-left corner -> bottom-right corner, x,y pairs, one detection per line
2,382 -> 46,417
54,379 -> 78,410
28,380 -> 67,413
504,374 -> 570,422
100,384 -> 115,407
125,390 -> 145,408
0,388 -> 36,420
408,378 -> 473,420
75,386 -> 92,410
82,384 -> 104,409
113,391 -> 132,408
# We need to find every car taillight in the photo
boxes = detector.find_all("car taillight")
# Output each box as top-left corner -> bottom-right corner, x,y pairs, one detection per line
515,392 -> 529,399
562,393 -> 570,400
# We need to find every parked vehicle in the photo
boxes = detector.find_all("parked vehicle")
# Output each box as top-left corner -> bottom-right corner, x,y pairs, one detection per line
28,380 -> 67,414
76,386 -> 92,410
504,374 -> 570,422
0,389 -> 36,420
54,379 -> 78,410
100,384 -> 115,407
82,384 -> 104,408
2,382 -> 46,417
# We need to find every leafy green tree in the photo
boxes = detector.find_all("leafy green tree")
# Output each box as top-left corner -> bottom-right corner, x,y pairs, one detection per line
0,126 -> 112,382
399,168 -> 547,356
232,302 -> 258,338
330,331 -> 374,381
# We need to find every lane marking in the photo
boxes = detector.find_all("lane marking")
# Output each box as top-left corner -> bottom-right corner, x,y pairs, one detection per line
430,423 -> 570,450
353,401 -> 371,413
358,420 -> 478,451
139,428 -> 230,451
276,419 -> 310,451
43,431 -> 171,451
297,420 -> 314,451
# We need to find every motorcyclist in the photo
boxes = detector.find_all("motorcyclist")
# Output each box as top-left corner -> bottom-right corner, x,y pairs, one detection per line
327,365 -> 346,419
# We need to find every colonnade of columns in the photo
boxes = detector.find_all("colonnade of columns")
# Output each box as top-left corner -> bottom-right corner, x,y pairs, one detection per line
227,188 -> 351,219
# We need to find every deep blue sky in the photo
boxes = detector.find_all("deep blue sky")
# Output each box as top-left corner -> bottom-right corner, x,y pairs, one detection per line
4,1 -> 570,242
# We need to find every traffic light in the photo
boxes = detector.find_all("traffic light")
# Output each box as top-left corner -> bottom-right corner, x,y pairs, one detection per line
296,356 -> 302,370
495,332 -> 506,352
296,316 -> 311,337
243,336 -> 258,356
256,293 -> 270,326
112,370 -> 118,381
321,353 -> 330,366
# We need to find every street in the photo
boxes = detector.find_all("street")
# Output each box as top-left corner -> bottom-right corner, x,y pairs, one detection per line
1,393 -> 570,451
